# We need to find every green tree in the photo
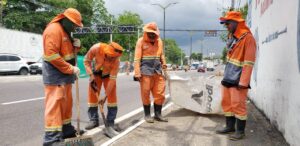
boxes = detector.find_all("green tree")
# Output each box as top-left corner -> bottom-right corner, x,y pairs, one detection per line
164,39 -> 184,65
190,52 -> 203,61
2,0 -> 93,33
91,0 -> 111,25
114,11 -> 143,62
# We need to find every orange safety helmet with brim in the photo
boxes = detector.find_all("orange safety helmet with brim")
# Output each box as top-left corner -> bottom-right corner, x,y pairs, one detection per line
49,8 -> 83,27
104,42 -> 124,57
219,11 -> 244,24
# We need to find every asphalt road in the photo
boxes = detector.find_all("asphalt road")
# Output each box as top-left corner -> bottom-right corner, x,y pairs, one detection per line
0,73 -> 142,146
0,67 -> 220,146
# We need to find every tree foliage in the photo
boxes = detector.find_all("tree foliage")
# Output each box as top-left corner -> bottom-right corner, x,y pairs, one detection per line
164,39 -> 185,65
190,52 -> 203,61
2,0 -> 93,33
113,11 -> 143,62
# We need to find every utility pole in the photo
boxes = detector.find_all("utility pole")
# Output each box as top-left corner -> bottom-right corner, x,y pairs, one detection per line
180,49 -> 183,67
231,0 -> 235,10
110,17 -> 113,42
189,31 -> 194,65
152,2 -> 178,53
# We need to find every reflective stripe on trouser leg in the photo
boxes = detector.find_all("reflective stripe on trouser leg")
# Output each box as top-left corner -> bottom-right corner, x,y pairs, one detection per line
230,88 -> 248,120
152,74 -> 165,105
88,76 -> 102,107
103,78 -> 118,126
140,75 -> 152,105
44,85 -> 65,144
221,85 -> 234,117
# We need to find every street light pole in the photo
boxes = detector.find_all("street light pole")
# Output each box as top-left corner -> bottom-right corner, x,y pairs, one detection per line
189,31 -> 194,65
152,2 -> 178,53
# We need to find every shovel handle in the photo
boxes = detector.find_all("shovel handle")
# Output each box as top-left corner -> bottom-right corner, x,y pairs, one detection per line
93,89 -> 108,127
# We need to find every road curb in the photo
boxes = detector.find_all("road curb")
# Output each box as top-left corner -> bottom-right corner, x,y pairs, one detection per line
83,94 -> 172,145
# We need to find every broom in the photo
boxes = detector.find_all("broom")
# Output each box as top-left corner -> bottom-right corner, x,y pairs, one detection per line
64,41 -> 94,146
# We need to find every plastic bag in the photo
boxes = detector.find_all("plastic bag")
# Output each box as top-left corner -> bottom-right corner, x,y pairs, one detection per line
170,75 -> 223,114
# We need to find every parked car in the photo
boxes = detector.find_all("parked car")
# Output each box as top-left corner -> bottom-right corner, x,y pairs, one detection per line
0,53 -> 29,75
197,66 -> 206,73
29,58 -> 42,75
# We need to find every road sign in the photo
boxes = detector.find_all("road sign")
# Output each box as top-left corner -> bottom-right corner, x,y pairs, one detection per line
204,30 -> 218,37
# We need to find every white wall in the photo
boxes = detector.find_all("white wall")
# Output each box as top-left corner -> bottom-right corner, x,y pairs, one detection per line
0,28 -> 43,62
248,0 -> 300,145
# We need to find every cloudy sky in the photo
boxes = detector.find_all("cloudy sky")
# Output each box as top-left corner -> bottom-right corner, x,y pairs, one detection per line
104,0 -> 247,56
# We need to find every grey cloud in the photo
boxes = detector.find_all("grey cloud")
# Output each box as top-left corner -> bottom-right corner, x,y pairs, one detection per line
104,0 -> 247,56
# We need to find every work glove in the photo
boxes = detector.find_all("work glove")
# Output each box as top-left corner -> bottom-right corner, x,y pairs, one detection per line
73,38 -> 81,48
89,74 -> 95,83
73,66 -> 80,76
99,96 -> 107,105
163,70 -> 169,80
133,76 -> 141,82
162,64 -> 167,70
90,80 -> 98,92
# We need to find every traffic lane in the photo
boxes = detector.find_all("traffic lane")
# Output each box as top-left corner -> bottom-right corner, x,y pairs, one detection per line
0,75 -> 143,145
0,77 -> 91,145
0,77 -> 44,103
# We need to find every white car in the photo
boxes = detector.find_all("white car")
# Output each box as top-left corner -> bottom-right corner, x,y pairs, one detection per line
0,53 -> 30,75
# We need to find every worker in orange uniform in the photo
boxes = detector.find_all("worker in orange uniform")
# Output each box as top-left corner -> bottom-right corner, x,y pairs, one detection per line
216,11 -> 256,141
42,8 -> 83,146
84,41 -> 123,138
134,22 -> 168,123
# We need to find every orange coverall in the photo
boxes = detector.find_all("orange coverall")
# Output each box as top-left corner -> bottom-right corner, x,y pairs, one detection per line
134,23 -> 167,106
42,8 -> 83,145
221,21 -> 256,120
84,42 -> 120,126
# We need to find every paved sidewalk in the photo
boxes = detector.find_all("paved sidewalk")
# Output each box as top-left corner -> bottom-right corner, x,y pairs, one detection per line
104,101 -> 288,146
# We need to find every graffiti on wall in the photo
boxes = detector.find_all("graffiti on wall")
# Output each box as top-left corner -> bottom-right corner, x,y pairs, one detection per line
253,27 -> 259,86
298,0 -> 300,72
255,0 -> 273,16
262,27 -> 287,44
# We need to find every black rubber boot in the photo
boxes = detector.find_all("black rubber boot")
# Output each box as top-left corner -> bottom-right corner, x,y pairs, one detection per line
143,105 -> 154,123
62,124 -> 85,139
85,121 -> 99,130
216,116 -> 236,134
229,119 -> 246,140
154,104 -> 168,122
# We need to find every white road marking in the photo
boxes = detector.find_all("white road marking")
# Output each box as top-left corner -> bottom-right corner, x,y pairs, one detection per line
101,101 -> 173,146
1,97 -> 44,105
85,94 -> 171,137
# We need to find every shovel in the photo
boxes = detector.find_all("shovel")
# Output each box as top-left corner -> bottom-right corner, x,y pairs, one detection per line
91,81 -> 119,138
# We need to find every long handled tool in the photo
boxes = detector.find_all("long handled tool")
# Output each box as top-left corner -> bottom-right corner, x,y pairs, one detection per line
96,92 -> 108,128
64,49 -> 94,146
90,81 -> 109,128
163,70 -> 171,97
91,83 -> 118,138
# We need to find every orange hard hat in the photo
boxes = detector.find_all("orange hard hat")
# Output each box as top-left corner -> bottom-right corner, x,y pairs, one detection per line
219,11 -> 244,24
104,42 -> 124,57
63,8 -> 83,27
143,22 -> 160,36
